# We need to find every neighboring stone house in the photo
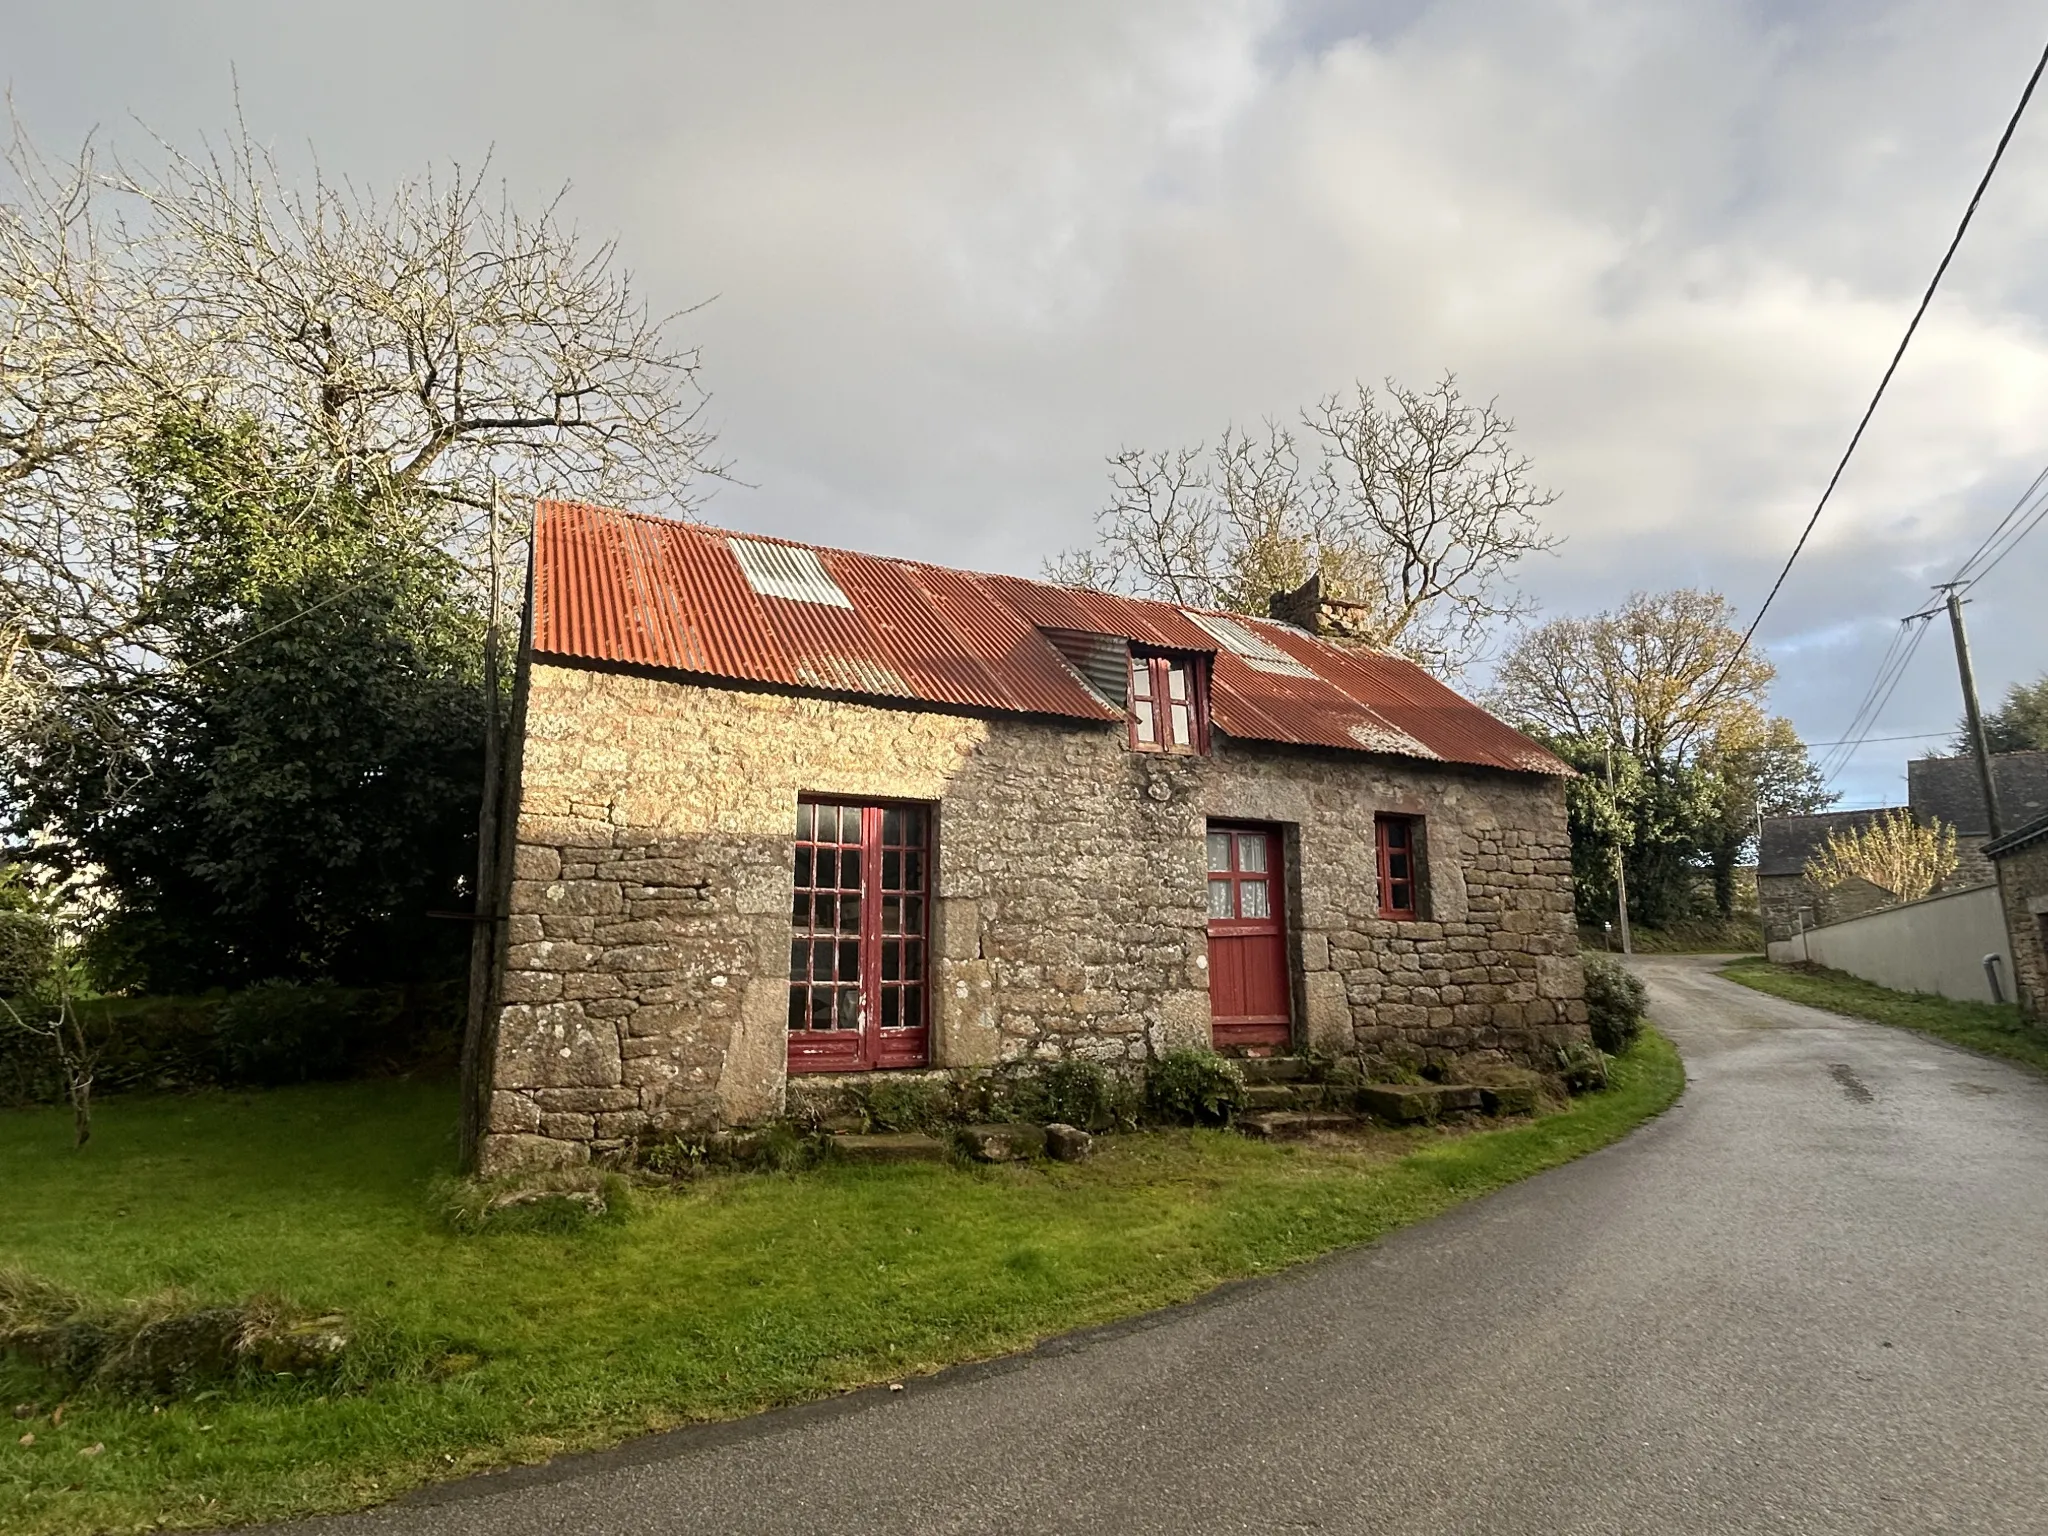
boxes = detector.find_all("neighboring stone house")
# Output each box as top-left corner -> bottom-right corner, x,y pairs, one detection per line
1756,750 -> 2048,943
1986,811 -> 2048,1021
1758,809 -> 1894,943
480,502 -> 1590,1172
1907,751 -> 2048,887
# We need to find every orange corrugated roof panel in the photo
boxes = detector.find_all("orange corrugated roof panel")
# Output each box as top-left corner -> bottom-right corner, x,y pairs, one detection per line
529,500 -> 1567,777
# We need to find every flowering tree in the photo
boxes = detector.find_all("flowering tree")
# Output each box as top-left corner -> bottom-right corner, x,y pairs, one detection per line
1804,810 -> 1957,905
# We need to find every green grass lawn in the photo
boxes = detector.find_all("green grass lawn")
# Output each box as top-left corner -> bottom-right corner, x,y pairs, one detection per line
0,1032 -> 1683,1535
1719,958 -> 2048,1075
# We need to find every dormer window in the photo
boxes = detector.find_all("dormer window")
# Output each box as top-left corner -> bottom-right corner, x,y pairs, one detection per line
1130,648 -> 1208,754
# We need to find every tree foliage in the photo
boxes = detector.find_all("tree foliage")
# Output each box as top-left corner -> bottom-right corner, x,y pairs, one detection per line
1,116 -> 720,991
1958,673 -> 2048,755
7,409 -> 486,990
1804,809 -> 1956,905
2,115 -> 717,764
1046,375 -> 1559,676
1489,590 -> 1831,926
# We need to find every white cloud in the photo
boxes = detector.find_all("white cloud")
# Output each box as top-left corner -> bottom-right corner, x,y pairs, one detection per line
7,0 -> 2048,805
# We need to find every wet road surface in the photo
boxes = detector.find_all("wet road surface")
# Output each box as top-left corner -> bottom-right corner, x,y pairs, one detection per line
293,956 -> 2048,1534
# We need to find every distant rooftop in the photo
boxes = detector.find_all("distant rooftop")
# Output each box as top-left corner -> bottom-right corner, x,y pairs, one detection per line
1907,751 -> 2048,838
1758,808 -> 1900,878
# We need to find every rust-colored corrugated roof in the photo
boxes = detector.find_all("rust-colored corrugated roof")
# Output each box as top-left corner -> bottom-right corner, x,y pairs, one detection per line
531,500 -> 1568,777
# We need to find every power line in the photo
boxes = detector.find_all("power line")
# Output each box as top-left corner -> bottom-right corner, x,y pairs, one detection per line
1803,727 -> 1953,748
1725,35 -> 2048,677
1951,461 -> 2048,586
1958,485 -> 2048,588
1817,618 -> 1915,772
1818,613 -> 1937,783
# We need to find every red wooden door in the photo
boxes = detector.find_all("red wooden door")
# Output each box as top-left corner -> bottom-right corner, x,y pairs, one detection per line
787,801 -> 930,1073
1205,824 -> 1292,1050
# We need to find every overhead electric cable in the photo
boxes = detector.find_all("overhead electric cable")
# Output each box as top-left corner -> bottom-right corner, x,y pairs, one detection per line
1815,618 -> 1917,779
1819,614 -> 1936,783
1950,461 -> 2048,585
1957,488 -> 2048,587
1802,728 -> 1954,748
1718,35 -> 2048,687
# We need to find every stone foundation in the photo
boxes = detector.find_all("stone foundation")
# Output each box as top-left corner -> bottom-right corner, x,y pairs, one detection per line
482,663 -> 1588,1171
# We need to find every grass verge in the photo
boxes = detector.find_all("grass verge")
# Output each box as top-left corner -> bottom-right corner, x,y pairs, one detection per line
1,1030 -> 1682,1534
1580,916 -> 1764,955
1719,958 -> 2048,1075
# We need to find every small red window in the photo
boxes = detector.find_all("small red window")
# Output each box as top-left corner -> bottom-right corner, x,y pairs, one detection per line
1376,816 -> 1420,919
1129,650 -> 1206,754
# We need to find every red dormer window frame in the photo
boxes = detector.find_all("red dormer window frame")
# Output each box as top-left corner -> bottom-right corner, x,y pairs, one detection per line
1128,647 -> 1210,755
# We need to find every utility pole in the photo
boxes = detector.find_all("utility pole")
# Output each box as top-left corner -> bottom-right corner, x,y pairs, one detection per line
1941,585 -> 2004,842
1605,744 -> 1634,956
457,482 -> 507,1171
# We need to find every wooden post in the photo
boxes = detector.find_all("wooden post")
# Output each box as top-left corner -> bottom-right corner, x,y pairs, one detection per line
1605,744 -> 1633,955
457,486 -> 506,1173
1943,587 -> 2004,842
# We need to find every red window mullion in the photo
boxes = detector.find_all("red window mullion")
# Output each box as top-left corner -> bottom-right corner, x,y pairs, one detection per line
1377,816 -> 1416,919
858,806 -> 884,1068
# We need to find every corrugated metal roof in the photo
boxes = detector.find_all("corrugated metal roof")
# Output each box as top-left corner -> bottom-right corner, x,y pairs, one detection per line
530,500 -> 1569,776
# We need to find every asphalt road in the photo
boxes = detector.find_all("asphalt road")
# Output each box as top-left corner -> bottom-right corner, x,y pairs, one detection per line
298,956 -> 2048,1535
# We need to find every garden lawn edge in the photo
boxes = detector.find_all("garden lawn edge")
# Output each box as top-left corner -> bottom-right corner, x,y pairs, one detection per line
0,1030 -> 1683,1534
1719,958 -> 2048,1078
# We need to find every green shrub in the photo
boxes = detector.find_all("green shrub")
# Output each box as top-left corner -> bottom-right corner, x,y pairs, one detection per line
1556,1040 -> 1610,1094
1041,1058 -> 1140,1130
990,1058 -> 1140,1131
861,1076 -> 956,1132
431,1168 -> 632,1236
0,982 -> 460,1106
214,982 -> 389,1085
0,911 -> 55,997
1581,953 -> 1648,1055
640,1122 -> 824,1176
0,1266 -> 354,1400
1145,1048 -> 1246,1127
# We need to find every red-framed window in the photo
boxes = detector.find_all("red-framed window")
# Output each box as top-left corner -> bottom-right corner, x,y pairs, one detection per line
1129,649 -> 1208,754
787,800 -> 930,1073
1376,815 -> 1421,919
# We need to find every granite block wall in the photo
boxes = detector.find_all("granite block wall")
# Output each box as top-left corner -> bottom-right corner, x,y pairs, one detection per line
482,663 -> 1588,1171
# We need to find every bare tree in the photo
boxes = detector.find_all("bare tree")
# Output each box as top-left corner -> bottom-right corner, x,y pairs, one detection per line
1486,590 -> 1777,765
1804,809 -> 1957,905
1,926 -> 101,1148
0,114 -> 722,741
1046,375 -> 1558,675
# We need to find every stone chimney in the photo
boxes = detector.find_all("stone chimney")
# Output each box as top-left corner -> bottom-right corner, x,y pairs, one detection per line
1267,573 -> 1382,648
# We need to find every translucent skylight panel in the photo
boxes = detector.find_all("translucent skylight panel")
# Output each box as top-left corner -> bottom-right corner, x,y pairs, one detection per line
728,537 -> 855,607
1181,611 -> 1317,677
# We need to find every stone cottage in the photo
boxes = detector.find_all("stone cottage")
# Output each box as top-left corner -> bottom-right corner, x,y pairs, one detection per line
1758,809 -> 1895,943
1757,750 -> 2048,943
1986,811 -> 2048,1021
481,501 -> 1590,1171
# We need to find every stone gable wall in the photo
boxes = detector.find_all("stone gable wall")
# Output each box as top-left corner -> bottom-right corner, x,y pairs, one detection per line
1759,873 -> 1818,943
1994,841 -> 2048,1021
1952,835 -> 1994,891
483,663 -> 1587,1171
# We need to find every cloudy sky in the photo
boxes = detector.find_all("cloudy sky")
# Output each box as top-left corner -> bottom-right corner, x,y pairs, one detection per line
10,0 -> 2048,808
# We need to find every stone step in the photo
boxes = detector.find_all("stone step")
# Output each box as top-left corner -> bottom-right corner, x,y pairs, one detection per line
1244,1083 -> 1302,1111
1350,1082 -> 1509,1123
828,1132 -> 950,1165
1238,1110 -> 1372,1141
1480,1083 -> 1538,1116
1236,1056 -> 1311,1084
956,1123 -> 1047,1163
